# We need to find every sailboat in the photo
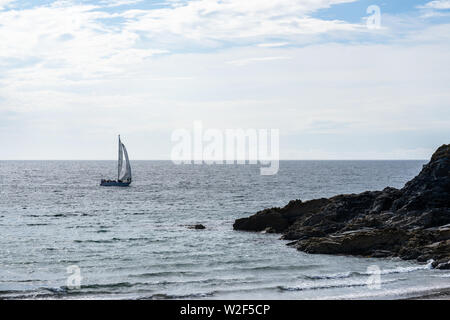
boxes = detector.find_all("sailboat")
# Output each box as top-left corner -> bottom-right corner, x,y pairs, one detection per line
100,135 -> 132,187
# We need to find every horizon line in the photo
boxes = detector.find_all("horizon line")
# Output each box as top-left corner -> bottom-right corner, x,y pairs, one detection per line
0,159 -> 429,161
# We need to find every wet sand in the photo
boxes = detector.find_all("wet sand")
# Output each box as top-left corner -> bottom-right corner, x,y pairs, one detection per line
405,288 -> 450,300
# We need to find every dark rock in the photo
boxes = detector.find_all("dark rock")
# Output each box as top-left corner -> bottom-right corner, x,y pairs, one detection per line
263,227 -> 277,233
233,210 -> 288,233
233,144 -> 450,267
435,260 -> 450,270
187,224 -> 206,230
369,187 -> 402,214
392,144 -> 450,212
293,228 -> 409,257
232,198 -> 329,233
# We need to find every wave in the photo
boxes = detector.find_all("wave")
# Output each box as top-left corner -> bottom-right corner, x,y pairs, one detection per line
140,285 -> 289,300
129,270 -> 201,278
320,283 -> 450,300
305,260 -> 434,280
126,264 -> 320,280
35,281 -> 143,297
77,282 -> 137,290
431,273 -> 450,278
141,292 -> 216,300
279,278 -> 401,292
73,237 -> 153,244
229,264 -> 321,272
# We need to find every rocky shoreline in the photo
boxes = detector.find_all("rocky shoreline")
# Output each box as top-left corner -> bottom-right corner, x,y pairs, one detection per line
234,144 -> 450,269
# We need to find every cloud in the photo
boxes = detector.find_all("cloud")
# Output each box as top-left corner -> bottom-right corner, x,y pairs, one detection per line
0,0 -> 14,10
257,42 -> 289,48
417,1 -> 450,18
0,1 -> 167,84
0,1 -> 449,159
227,56 -> 291,66
100,0 -> 143,7
0,0 -> 362,80
419,0 -> 450,9
123,0 -> 361,44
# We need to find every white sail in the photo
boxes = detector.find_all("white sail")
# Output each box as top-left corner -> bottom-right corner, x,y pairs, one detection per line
119,143 -> 132,182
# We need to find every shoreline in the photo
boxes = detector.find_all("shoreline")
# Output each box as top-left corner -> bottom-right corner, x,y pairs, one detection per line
404,287 -> 450,300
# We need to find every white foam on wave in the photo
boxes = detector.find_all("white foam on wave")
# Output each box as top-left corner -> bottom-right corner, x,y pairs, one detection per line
320,283 -> 450,300
431,273 -> 450,278
279,278 -> 400,292
374,260 -> 434,275
306,260 -> 434,280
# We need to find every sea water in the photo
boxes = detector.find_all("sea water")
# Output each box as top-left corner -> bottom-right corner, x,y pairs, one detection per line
1,160 -> 449,299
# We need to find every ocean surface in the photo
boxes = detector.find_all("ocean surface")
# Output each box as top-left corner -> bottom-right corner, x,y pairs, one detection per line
1,160 -> 450,300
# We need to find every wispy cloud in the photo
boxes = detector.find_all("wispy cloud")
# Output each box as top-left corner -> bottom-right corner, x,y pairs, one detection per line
0,0 -> 14,10
100,0 -> 143,7
123,0 -> 361,44
419,0 -> 450,9
0,0 -> 363,82
257,42 -> 289,48
0,2 -> 167,82
227,56 -> 291,66
417,0 -> 450,18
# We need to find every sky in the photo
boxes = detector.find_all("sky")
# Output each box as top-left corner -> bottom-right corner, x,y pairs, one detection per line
0,0 -> 449,160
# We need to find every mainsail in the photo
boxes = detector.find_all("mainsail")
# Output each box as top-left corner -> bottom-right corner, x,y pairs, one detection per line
118,135 -> 132,182
120,143 -> 132,181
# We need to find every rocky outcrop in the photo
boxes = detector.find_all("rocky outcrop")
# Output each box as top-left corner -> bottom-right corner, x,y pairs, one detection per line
233,144 -> 450,268
187,224 -> 206,230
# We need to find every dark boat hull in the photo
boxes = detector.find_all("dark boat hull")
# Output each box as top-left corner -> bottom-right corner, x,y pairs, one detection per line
100,180 -> 131,187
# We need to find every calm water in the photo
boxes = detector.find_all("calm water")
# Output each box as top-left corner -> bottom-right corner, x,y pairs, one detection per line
1,160 -> 449,299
